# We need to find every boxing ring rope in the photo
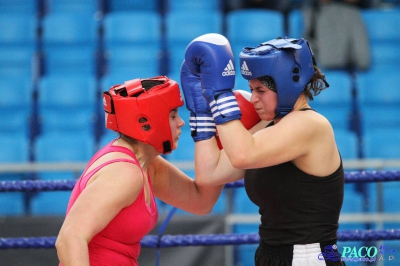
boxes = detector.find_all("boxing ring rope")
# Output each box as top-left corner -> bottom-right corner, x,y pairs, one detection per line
3,230 -> 400,249
2,164 -> 400,250
1,169 -> 400,192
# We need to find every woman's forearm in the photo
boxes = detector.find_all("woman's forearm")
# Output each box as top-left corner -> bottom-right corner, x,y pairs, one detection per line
190,183 -> 225,215
194,138 -> 244,186
194,138 -> 220,185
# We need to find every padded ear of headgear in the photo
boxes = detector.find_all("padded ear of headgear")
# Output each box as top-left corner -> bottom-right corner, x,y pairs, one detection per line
103,76 -> 184,154
239,37 -> 315,118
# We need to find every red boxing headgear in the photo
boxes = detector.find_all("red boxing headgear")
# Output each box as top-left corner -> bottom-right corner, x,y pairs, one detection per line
103,76 -> 184,154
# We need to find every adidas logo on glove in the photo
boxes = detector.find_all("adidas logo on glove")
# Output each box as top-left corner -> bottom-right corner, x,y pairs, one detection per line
222,60 -> 235,76
241,61 -> 252,76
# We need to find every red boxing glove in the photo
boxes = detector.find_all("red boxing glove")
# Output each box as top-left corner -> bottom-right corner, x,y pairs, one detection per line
216,90 -> 261,149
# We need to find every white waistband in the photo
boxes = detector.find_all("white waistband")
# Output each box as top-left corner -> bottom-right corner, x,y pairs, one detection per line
293,243 -> 322,258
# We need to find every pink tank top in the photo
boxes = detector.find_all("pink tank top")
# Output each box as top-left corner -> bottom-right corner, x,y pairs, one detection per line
59,140 -> 158,266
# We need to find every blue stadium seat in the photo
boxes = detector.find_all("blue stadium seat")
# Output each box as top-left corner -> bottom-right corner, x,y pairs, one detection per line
0,77 -> 33,137
38,109 -> 97,136
103,11 -> 162,78
359,105 -> 400,132
167,0 -> 221,12
0,112 -> 31,139
358,67 -> 400,131
30,132 -> 92,215
106,0 -> 158,12
312,103 -> 351,131
104,46 -> 161,78
30,191 -> 72,215
0,76 -> 32,98
311,70 -> 352,131
34,132 -> 95,165
382,183 -> 400,213
226,9 -> 284,45
369,42 -> 400,69
226,9 -> 284,68
314,70 -> 352,105
0,192 -> 25,216
335,129 -> 358,160
0,14 -> 37,45
0,14 -> 37,78
37,74 -> 98,135
0,134 -> 29,160
358,67 -> 399,105
42,13 -> 98,75
33,132 -> 95,185
361,8 -> 400,43
363,128 -> 400,159
341,188 -> 363,213
0,134 -> 30,167
103,12 -> 161,46
0,47 -> 35,78
0,0 -> 37,14
44,0 -> 99,13
165,10 -> 223,77
288,9 -> 304,38
361,8 -> 400,67
0,134 -> 30,215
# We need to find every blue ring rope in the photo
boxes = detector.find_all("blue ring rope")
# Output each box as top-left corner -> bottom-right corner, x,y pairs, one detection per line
2,169 -> 400,262
1,170 -> 400,192
2,230 -> 400,249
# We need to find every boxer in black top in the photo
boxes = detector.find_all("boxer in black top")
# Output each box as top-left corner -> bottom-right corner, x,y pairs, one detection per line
181,34 -> 345,265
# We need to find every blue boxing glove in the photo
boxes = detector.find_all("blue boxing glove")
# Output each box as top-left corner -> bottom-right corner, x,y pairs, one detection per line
180,61 -> 216,142
185,33 -> 241,125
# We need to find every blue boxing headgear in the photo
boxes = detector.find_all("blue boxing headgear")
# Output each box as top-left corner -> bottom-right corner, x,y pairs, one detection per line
240,37 -> 315,118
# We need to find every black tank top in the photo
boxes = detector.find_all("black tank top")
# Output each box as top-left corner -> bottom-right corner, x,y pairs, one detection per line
244,108 -> 344,245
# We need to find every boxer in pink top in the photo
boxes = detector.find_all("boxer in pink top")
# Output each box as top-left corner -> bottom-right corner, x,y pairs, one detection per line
55,76 -> 225,266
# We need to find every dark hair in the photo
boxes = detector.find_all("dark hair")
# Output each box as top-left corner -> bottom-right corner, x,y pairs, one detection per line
303,65 -> 329,101
258,76 -> 277,92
